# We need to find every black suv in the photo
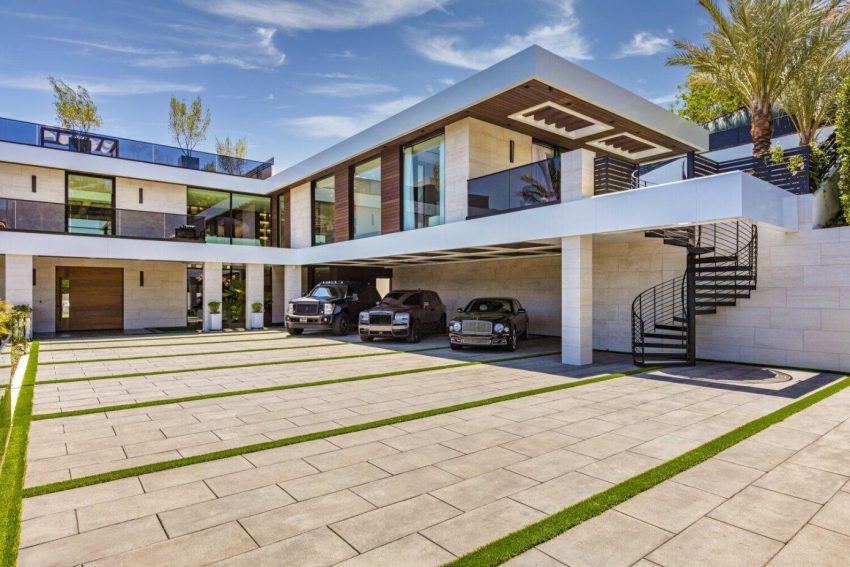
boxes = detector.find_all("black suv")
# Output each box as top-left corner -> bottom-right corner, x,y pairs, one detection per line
359,290 -> 446,343
286,281 -> 381,336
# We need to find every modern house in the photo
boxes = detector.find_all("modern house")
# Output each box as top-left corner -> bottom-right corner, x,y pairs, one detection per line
1,46 -> 848,371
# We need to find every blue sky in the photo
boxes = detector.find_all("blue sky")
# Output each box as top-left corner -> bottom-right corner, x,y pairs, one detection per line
0,0 -> 712,168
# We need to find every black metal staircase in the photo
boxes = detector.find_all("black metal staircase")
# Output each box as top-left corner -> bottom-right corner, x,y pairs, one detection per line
631,221 -> 758,367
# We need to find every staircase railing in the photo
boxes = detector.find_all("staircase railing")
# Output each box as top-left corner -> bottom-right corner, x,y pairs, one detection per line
631,275 -> 686,366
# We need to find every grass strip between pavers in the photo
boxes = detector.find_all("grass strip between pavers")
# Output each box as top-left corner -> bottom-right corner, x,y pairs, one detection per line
39,334 -> 295,353
39,341 -> 350,366
23,365 -> 651,498
37,330 -> 282,348
33,351 -> 562,420
35,345 -> 451,385
0,342 -> 39,567
444,374 -> 850,567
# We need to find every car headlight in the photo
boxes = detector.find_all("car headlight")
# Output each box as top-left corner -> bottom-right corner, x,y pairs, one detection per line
394,313 -> 410,323
450,321 -> 461,332
323,304 -> 334,315
287,303 -> 294,315
494,323 -> 506,333
359,312 -> 369,322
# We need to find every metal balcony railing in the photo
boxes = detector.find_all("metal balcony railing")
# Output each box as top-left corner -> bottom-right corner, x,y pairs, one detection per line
0,117 -> 274,179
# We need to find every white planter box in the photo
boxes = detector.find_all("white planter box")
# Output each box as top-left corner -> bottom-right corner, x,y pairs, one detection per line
250,312 -> 264,330
208,313 -> 222,331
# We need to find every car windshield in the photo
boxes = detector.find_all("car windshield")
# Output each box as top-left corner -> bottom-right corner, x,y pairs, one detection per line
466,298 -> 513,314
380,291 -> 421,306
309,285 -> 346,299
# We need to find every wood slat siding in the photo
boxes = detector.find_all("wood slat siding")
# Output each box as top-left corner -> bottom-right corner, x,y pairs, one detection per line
334,166 -> 351,241
594,156 -> 637,194
283,191 -> 291,248
56,267 -> 124,331
381,147 -> 401,234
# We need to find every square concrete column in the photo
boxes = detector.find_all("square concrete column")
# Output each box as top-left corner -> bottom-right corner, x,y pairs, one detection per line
245,264 -> 265,329
283,266 -> 302,306
561,236 -> 593,365
202,262 -> 222,332
561,148 -> 595,201
5,255 -> 33,338
271,266 -> 286,324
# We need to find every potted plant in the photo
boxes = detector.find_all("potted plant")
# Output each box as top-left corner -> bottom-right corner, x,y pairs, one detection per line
250,302 -> 264,329
169,95 -> 211,170
207,300 -> 222,331
216,136 -> 249,175
48,76 -> 102,153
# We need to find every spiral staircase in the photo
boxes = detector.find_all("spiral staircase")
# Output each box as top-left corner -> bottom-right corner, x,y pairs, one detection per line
631,221 -> 758,367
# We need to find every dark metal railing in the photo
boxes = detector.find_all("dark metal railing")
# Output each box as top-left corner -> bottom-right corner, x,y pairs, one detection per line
0,197 -> 205,241
467,157 -> 561,218
0,117 -> 274,179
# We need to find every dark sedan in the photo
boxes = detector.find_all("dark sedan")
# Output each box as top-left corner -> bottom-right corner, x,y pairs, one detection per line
448,297 -> 529,351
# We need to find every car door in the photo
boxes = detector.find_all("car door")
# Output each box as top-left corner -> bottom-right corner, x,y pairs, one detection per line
514,299 -> 529,335
422,292 -> 440,330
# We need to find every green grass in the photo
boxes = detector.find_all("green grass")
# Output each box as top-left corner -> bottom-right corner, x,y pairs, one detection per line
39,341 -> 350,366
0,342 -> 39,567
33,351 -> 561,420
35,345 -> 451,385
39,330 -> 281,347
0,383 -> 9,463
40,334 -> 295,353
23,366 -> 650,498
445,375 -> 850,567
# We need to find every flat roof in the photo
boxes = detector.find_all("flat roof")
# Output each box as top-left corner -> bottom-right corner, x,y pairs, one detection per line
269,45 -> 708,192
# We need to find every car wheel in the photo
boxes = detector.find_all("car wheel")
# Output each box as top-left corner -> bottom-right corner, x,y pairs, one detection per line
406,320 -> 421,343
360,335 -> 374,342
332,316 -> 349,336
288,327 -> 304,336
450,343 -> 462,351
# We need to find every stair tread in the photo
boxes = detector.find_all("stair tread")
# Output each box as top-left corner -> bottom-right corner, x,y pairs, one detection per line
655,324 -> 687,331
636,342 -> 688,349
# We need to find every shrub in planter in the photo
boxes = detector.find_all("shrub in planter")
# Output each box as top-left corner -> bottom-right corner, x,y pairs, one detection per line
207,300 -> 222,331
250,302 -> 264,329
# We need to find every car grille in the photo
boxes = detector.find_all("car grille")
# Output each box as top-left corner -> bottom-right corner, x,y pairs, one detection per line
293,303 -> 319,315
461,320 -> 493,335
369,312 -> 392,325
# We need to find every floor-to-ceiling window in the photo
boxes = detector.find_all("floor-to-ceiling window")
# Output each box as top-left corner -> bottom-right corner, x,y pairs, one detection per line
313,175 -> 335,245
352,157 -> 381,239
231,193 -> 271,246
402,133 -> 444,231
66,173 -> 114,235
187,188 -> 270,246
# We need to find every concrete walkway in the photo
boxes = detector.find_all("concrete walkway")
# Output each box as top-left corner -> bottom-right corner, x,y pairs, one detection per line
513,384 -> 850,567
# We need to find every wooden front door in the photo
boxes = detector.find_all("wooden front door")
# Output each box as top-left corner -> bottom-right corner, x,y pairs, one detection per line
56,267 -> 124,332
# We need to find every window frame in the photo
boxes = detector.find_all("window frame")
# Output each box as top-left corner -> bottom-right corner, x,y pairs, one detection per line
401,130 -> 445,232
64,171 -> 116,235
349,155 -> 382,240
311,173 -> 336,246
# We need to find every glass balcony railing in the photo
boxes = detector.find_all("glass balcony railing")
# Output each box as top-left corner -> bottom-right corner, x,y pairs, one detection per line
467,157 -> 561,219
0,197 -> 205,241
0,117 -> 274,179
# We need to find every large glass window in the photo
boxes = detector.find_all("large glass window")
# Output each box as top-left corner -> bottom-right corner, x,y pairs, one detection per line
352,157 -> 381,239
532,140 -> 561,162
231,193 -> 271,246
403,134 -> 444,230
67,174 -> 114,235
187,187 -> 231,244
313,175 -> 335,245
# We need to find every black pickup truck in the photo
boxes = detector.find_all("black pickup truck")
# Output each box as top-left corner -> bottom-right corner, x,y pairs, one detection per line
286,281 -> 381,336
358,290 -> 446,343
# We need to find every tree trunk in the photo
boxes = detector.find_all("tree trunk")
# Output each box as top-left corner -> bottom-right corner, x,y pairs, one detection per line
750,101 -> 773,157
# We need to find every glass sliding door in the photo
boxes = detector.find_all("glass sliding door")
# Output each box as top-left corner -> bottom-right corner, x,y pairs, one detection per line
231,193 -> 271,246
222,264 -> 246,329
187,187 -> 231,244
186,264 -> 203,330
67,174 -> 114,235
352,157 -> 381,239
402,134 -> 444,231
312,175 -> 335,245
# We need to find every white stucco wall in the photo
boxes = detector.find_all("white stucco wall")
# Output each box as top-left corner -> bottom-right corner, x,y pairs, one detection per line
32,258 -> 187,332
290,182 -> 311,249
0,162 -> 65,203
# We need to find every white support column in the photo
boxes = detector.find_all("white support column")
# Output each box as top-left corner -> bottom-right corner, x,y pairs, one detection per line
561,236 -> 593,365
282,265 -> 302,327
202,262 -> 222,332
245,263 -> 264,330
271,266 -> 286,324
5,255 -> 33,338
561,148 -> 595,201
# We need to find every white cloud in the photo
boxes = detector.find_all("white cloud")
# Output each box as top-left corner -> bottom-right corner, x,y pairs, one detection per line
303,82 -> 398,98
187,0 -> 450,31
650,92 -> 676,106
407,0 -> 590,70
303,71 -> 365,79
613,32 -> 670,59
327,50 -> 359,59
0,74 -> 203,96
38,37 -> 166,55
133,27 -> 285,69
438,78 -> 456,86
286,95 -> 423,139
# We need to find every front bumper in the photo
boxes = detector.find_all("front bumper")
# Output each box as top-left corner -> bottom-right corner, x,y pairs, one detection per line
286,314 -> 333,329
359,323 -> 410,338
449,332 -> 508,346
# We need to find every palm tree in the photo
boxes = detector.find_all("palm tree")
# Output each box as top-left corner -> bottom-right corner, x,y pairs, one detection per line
669,0 -> 850,157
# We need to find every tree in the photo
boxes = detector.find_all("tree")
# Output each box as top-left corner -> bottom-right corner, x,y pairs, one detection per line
215,136 -> 248,175
668,0 -> 849,157
169,96 -> 211,158
671,71 -> 741,125
48,76 -> 102,136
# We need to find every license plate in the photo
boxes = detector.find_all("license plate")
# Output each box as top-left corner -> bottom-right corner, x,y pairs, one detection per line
299,317 -> 307,323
